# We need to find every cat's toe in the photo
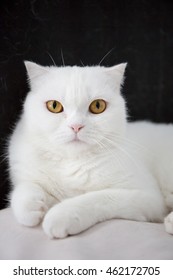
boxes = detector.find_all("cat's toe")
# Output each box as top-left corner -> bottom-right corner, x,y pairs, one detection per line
42,205 -> 82,239
18,210 -> 45,227
13,200 -> 48,227
43,212 -> 71,238
164,212 -> 173,234
43,219 -> 68,239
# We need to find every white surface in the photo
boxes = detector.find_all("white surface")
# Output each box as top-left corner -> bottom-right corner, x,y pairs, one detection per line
0,208 -> 173,260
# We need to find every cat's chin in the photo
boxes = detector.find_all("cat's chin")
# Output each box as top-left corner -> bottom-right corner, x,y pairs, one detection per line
67,134 -> 88,145
70,138 -> 85,144
68,139 -> 88,147
63,138 -> 92,155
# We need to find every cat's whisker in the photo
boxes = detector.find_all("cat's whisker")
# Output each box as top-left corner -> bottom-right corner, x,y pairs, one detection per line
92,134 -> 128,172
108,132 -> 150,152
98,47 -> 115,65
103,131 -> 154,160
102,135 -> 164,184
111,132 -> 170,179
106,132 -> 169,178
61,49 -> 65,66
99,134 -> 140,170
80,60 -> 85,66
51,130 -> 67,143
46,51 -> 57,66
0,154 -> 8,165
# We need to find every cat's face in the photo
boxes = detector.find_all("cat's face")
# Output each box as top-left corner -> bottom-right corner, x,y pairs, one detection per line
23,62 -> 127,155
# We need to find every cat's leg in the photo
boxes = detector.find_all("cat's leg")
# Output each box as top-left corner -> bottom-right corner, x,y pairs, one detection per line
10,183 -> 57,227
164,212 -> 173,234
42,188 -> 166,238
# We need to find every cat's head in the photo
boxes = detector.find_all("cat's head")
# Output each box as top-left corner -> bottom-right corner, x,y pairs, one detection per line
23,61 -> 127,156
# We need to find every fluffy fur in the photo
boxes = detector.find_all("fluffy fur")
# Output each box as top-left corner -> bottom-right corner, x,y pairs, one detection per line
8,61 -> 173,238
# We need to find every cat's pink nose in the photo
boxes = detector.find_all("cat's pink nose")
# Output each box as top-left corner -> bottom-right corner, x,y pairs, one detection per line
70,124 -> 84,133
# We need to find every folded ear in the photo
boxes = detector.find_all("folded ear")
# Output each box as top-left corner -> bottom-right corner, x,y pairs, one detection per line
105,63 -> 127,90
24,61 -> 48,80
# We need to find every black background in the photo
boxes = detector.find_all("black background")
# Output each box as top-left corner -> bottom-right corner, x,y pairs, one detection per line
0,0 -> 173,209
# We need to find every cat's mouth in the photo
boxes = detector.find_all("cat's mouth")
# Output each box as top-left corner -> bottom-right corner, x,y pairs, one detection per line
72,135 -> 81,142
70,134 -> 85,144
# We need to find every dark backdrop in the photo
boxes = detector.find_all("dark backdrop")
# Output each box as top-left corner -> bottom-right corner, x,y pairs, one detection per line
0,0 -> 173,209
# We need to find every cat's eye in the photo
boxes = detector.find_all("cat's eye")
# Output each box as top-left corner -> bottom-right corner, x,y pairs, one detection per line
89,99 -> 106,114
46,100 -> 63,113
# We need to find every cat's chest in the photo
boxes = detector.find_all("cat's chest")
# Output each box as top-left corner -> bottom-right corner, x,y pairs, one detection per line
38,153 -> 116,200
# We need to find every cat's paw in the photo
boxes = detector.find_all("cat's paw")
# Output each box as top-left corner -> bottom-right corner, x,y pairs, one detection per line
42,203 -> 85,238
164,212 -> 173,234
11,188 -> 48,227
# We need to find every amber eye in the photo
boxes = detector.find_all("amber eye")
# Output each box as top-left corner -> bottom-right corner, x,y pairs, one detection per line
46,100 -> 63,113
89,99 -> 106,114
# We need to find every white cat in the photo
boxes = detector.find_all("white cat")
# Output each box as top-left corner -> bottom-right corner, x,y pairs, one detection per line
8,61 -> 173,238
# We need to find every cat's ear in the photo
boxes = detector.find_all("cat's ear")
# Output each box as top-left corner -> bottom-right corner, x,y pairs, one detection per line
105,63 -> 127,90
24,61 -> 48,81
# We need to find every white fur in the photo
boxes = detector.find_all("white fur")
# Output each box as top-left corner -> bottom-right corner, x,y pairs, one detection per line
8,61 -> 173,238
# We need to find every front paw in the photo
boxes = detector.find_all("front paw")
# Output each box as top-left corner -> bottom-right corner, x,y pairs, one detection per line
164,212 -> 173,234
42,203 -> 85,238
11,188 -> 48,227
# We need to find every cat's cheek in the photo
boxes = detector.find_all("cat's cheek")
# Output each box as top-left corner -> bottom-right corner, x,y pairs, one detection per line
42,204 -> 85,239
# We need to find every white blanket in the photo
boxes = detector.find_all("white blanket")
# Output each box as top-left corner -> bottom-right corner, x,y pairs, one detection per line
0,208 -> 173,259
